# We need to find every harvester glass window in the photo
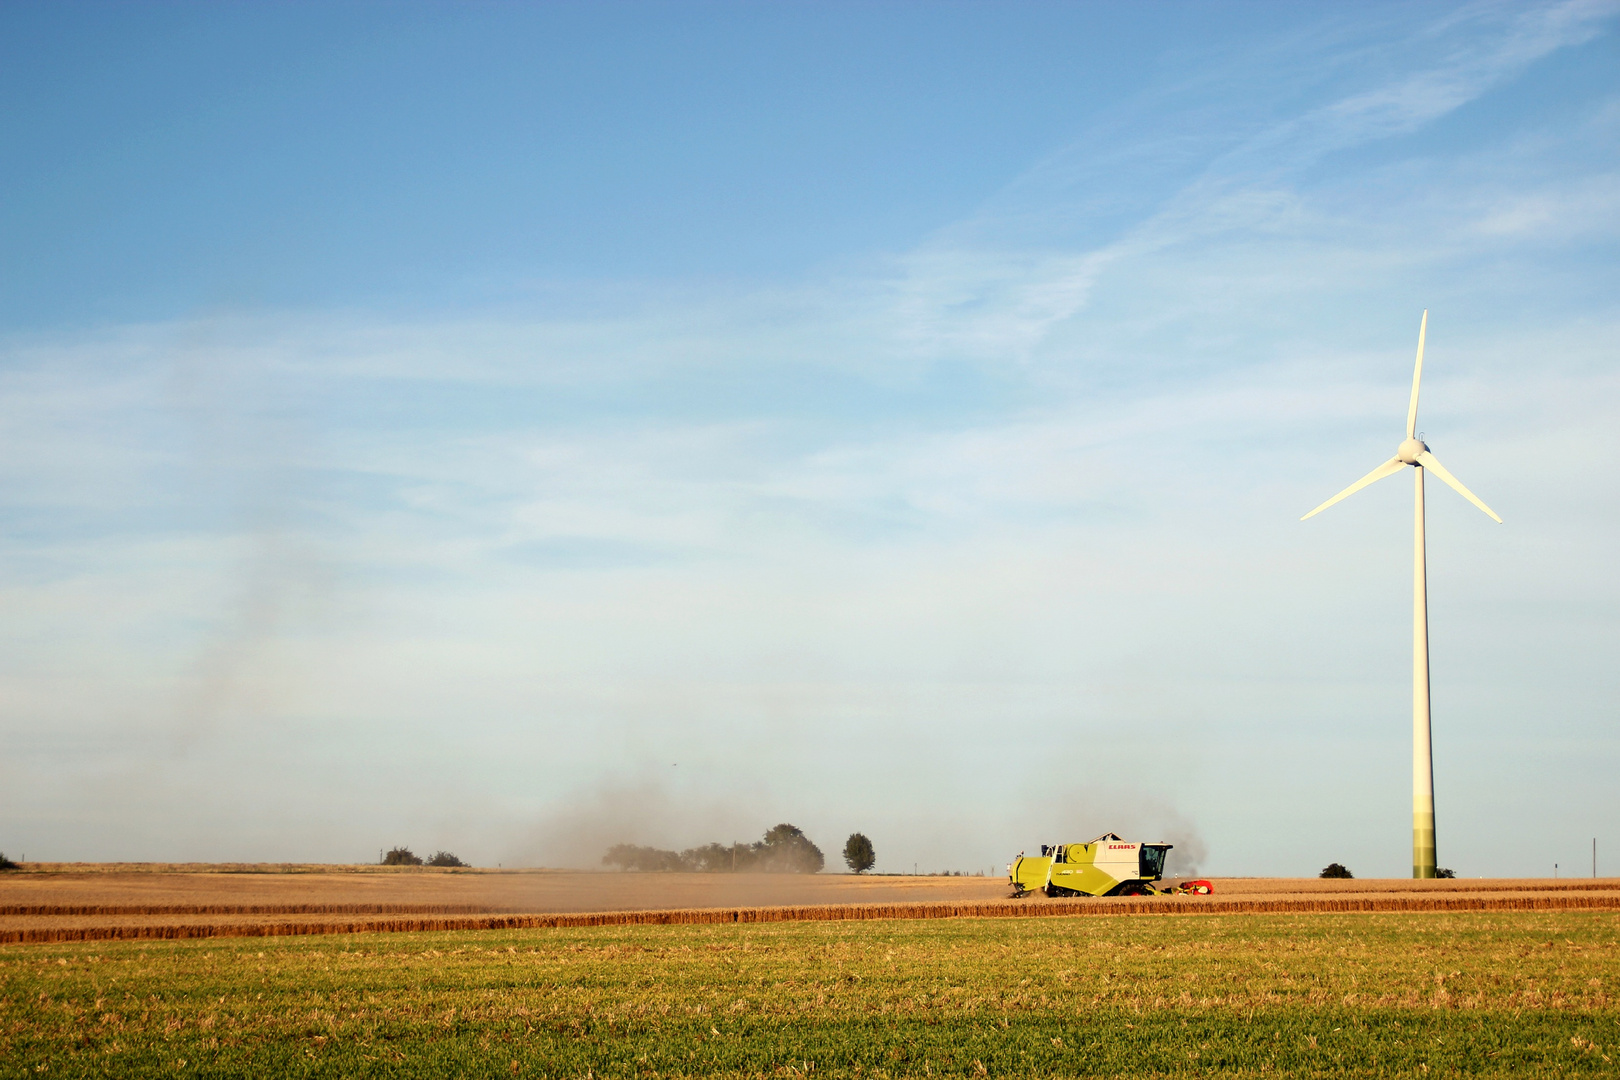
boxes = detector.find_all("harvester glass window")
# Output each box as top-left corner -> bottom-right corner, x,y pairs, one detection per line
1053,846 -> 1067,863
1139,845 -> 1168,879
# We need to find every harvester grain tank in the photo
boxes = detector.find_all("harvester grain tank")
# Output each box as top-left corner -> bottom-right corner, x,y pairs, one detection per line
1008,832 -> 1172,897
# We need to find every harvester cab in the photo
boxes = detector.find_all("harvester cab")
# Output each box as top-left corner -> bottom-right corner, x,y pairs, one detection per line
1008,833 -> 1173,898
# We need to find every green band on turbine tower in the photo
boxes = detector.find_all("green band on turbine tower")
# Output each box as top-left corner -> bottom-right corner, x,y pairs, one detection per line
1414,813 -> 1436,879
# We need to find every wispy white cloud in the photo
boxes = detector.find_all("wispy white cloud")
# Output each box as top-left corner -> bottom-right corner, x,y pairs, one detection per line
882,0 -> 1620,367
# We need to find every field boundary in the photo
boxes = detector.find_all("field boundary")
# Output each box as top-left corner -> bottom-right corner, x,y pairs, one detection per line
8,880 -> 1616,918
7,893 -> 1620,945
0,904 -> 501,916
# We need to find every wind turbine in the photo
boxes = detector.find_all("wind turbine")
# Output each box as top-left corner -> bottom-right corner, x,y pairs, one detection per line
1302,311 -> 1501,879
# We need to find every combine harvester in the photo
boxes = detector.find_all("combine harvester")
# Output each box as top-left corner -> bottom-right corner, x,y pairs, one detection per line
1008,833 -> 1211,898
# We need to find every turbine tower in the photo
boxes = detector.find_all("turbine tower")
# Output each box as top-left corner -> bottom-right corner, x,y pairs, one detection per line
1302,311 -> 1501,879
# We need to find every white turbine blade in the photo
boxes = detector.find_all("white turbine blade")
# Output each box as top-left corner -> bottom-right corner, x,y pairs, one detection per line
1301,457 -> 1406,520
1415,450 -> 1502,523
1406,309 -> 1427,439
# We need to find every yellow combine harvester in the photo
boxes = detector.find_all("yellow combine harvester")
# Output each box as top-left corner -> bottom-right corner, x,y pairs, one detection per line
1008,832 -> 1173,897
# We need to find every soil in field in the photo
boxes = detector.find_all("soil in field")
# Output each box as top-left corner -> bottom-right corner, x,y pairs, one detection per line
0,867 -> 1009,916
5,868 -> 1618,945
6,864 -> 1614,913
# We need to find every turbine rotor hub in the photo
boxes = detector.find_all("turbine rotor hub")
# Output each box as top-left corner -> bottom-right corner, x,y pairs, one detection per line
1397,437 -> 1427,465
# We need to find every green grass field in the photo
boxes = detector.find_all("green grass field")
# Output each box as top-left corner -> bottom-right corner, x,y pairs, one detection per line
3,912 -> 1617,1077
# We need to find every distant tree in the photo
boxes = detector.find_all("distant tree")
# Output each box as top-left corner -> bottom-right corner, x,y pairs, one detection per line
842,833 -> 875,874
382,846 -> 423,866
0,852 -> 17,871
602,826 -> 825,874
1320,863 -> 1353,879
758,824 -> 824,874
677,843 -> 721,872
602,844 -> 685,872
426,851 -> 467,868
1435,867 -> 1456,879
681,842 -> 756,873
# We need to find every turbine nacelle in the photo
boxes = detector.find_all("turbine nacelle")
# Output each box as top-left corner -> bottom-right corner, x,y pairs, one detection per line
1396,437 -> 1427,465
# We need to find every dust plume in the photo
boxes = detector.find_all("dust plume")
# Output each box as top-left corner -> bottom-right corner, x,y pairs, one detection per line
505,775 -> 761,869
162,314 -> 331,747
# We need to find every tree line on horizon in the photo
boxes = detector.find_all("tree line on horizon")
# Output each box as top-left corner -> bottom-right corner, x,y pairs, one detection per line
604,824 -> 865,874
381,846 -> 467,867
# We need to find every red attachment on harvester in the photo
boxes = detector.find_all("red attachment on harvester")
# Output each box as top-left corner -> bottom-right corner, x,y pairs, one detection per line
1175,880 -> 1214,895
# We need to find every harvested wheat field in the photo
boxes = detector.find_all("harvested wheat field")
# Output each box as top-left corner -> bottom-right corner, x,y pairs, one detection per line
3,865 -> 1618,945
0,863 -> 1008,911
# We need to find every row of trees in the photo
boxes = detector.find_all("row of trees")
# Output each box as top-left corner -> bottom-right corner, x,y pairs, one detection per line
603,826 -> 879,875
605,829 -> 887,880
604,824 -> 826,874
381,846 -> 467,867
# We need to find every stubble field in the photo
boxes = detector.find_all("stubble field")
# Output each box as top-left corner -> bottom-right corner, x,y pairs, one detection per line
3,910 -> 1618,1079
5,868 -> 1617,945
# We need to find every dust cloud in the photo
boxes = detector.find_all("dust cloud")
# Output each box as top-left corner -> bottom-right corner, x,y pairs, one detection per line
505,776 -> 762,870
504,773 -> 1208,884
162,316 -> 332,748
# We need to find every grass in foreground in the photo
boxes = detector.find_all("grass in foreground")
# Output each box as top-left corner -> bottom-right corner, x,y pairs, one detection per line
2,912 -> 1618,1077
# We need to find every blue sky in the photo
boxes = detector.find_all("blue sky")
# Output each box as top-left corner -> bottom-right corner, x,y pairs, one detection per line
2,1 -> 1617,877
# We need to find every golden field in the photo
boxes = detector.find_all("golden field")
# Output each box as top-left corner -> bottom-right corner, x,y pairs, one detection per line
3,866 -> 1617,945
